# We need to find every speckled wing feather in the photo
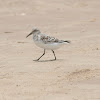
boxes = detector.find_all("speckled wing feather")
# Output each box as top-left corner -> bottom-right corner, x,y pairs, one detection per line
40,35 -> 63,44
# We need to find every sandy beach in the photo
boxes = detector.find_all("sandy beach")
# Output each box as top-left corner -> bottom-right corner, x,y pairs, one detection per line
0,0 -> 100,100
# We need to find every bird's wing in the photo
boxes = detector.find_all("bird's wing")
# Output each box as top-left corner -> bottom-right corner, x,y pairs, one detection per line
40,35 -> 63,44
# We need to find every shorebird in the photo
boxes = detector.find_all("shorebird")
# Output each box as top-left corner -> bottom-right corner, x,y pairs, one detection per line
26,28 -> 70,61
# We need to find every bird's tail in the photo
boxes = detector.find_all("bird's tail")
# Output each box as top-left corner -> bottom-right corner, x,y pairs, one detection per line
64,40 -> 71,43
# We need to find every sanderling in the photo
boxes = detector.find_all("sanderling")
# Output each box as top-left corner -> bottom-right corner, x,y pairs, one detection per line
26,28 -> 70,61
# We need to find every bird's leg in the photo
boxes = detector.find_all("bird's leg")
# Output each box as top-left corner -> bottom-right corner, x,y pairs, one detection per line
52,50 -> 56,60
35,49 -> 45,61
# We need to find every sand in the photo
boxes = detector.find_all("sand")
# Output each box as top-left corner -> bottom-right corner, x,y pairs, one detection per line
0,0 -> 100,100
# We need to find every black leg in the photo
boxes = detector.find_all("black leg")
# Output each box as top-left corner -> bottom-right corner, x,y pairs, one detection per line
52,50 -> 56,60
35,49 -> 45,61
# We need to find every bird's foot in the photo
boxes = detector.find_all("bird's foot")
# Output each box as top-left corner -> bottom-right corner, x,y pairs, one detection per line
51,59 -> 56,61
33,59 -> 40,61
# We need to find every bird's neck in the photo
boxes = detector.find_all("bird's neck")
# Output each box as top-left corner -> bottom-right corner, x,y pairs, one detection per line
33,32 -> 41,38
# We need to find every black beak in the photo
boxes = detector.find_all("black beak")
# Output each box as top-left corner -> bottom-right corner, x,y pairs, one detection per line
26,32 -> 33,38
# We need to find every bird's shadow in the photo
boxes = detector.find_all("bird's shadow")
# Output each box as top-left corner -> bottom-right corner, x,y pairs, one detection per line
33,59 -> 63,62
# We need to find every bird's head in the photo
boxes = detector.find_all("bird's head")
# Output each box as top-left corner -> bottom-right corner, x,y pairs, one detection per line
26,28 -> 40,38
